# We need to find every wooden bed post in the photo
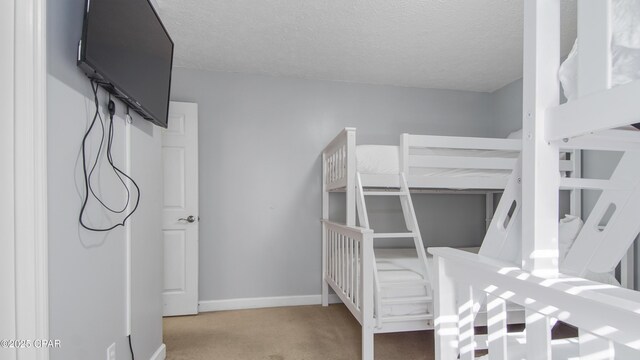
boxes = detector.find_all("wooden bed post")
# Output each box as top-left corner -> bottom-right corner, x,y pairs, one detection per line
576,0 -> 611,221
569,150 -> 582,218
577,0 -> 612,97
522,1 -> 561,357
361,232 -> 374,360
346,129 -> 357,226
522,0 -> 561,277
570,0 -> 612,222
433,255 -> 458,360
321,152 -> 329,306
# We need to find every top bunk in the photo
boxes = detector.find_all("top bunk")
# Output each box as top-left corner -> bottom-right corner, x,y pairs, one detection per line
322,127 -> 579,191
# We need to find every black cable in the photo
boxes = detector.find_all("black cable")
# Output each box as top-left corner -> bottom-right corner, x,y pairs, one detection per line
79,79 -> 141,232
128,334 -> 135,360
86,82 -> 130,214
105,109 -> 141,226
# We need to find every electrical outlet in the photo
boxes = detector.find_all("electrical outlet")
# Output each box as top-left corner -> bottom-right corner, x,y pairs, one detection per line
107,343 -> 116,360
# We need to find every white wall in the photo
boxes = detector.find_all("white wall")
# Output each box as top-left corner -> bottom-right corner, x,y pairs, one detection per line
170,68 -> 497,302
47,0 -> 164,359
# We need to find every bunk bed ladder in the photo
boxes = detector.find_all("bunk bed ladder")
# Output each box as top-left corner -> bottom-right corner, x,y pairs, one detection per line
355,172 -> 434,329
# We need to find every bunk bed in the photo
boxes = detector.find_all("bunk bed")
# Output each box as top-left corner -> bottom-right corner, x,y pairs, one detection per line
321,4 -> 640,356
320,128 -> 582,358
429,0 -> 640,359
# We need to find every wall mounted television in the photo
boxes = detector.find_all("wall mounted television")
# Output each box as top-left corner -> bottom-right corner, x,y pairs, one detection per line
78,0 -> 174,128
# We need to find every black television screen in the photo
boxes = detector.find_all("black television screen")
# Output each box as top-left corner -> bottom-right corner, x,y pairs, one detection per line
78,0 -> 174,128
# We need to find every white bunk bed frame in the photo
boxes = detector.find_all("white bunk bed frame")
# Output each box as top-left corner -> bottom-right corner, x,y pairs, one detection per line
321,128 -> 583,358
429,1 -> 640,359
322,128 -> 580,224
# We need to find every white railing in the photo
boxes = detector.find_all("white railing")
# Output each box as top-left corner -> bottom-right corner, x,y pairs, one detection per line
322,128 -> 356,226
430,247 -> 640,360
322,128 -> 355,191
399,133 -> 578,198
322,220 -> 374,326
399,133 -> 523,190
546,80 -> 640,141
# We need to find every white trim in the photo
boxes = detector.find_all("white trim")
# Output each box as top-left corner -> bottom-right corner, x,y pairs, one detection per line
198,294 -> 342,313
150,343 -> 166,360
125,122 -> 133,336
10,0 -> 49,359
0,0 -> 17,357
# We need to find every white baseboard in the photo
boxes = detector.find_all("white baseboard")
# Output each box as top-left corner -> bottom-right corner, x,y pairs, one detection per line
150,343 -> 166,360
198,294 -> 342,313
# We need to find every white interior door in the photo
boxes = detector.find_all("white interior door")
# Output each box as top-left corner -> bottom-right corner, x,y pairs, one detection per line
162,101 -> 199,316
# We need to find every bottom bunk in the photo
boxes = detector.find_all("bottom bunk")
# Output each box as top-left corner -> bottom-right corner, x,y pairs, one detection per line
374,248 -> 526,329
322,218 -> 631,360
321,171 -> 634,359
321,220 -> 527,336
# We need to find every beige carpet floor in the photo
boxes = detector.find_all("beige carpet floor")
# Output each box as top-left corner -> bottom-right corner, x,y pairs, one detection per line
163,304 -> 434,360
163,304 -> 577,360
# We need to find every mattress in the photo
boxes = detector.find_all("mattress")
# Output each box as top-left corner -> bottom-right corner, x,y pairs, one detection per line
376,247 -> 528,321
375,248 -> 429,317
375,247 -> 480,317
356,145 -> 517,178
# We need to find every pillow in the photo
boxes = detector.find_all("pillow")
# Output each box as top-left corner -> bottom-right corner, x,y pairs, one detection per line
506,129 -> 522,139
560,0 -> 640,102
355,145 -> 399,174
557,215 -> 620,286
558,214 -> 584,261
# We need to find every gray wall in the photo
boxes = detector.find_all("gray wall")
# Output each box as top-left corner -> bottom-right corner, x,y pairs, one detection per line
170,68 -> 497,302
48,1 -> 164,359
491,78 -> 523,138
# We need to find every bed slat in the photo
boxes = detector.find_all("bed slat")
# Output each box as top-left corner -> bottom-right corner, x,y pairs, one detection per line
409,155 -> 517,170
407,134 -> 522,151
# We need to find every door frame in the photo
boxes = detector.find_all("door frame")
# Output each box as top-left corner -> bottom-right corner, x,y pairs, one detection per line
1,0 -> 49,359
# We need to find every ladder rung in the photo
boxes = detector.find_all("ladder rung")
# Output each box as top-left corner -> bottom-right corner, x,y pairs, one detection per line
363,191 -> 407,196
559,178 -> 632,191
381,313 -> 433,323
372,232 -> 416,238
379,279 -> 429,288
381,296 -> 432,305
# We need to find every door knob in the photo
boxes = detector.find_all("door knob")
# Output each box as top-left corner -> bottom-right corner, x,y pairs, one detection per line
178,215 -> 196,223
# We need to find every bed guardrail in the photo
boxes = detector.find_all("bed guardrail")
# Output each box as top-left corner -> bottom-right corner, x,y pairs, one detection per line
398,133 -> 578,194
399,134 -> 522,190
322,128 -> 356,192
321,220 -> 374,327
430,247 -> 640,360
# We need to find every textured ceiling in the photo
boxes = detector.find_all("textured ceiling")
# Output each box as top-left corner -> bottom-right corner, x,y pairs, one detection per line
157,0 -> 577,92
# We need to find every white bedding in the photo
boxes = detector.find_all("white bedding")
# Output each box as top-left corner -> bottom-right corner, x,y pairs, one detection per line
560,0 -> 640,102
375,247 -> 480,317
356,145 -> 400,174
375,248 -> 429,317
356,145 -> 517,178
375,227 -> 618,319
509,215 -> 619,286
